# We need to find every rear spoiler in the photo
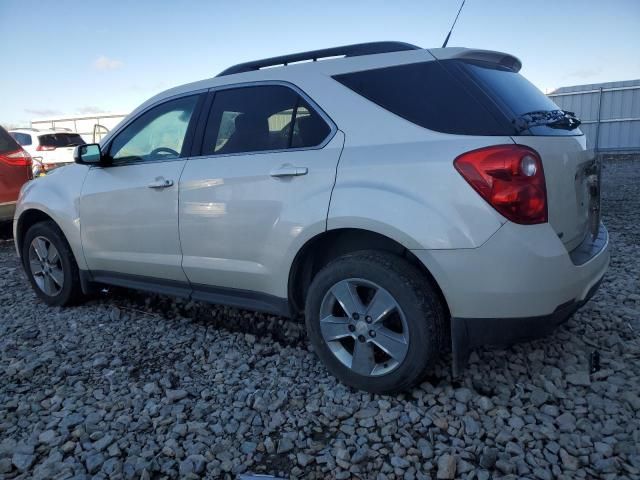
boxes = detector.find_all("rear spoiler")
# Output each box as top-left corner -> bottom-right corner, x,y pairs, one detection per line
428,47 -> 522,72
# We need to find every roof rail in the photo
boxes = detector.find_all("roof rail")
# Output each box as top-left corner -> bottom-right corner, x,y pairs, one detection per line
216,41 -> 421,77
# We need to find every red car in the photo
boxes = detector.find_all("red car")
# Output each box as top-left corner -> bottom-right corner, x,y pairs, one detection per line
0,126 -> 33,223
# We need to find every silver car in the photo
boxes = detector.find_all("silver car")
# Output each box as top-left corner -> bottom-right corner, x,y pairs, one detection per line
14,42 -> 609,393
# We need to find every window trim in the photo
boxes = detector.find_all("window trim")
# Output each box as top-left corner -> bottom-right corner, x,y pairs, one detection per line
191,80 -> 337,158
98,91 -> 206,168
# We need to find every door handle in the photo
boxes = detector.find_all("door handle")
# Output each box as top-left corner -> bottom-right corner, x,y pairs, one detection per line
147,178 -> 174,189
269,165 -> 308,178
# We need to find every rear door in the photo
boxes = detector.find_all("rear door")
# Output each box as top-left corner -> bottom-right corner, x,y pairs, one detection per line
179,83 -> 342,300
81,93 -> 203,283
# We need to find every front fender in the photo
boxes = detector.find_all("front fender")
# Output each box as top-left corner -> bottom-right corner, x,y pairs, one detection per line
13,165 -> 89,269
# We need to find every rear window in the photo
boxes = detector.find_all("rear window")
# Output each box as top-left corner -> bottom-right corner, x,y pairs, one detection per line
456,61 -> 580,136
39,133 -> 86,148
0,127 -> 20,154
463,62 -> 559,116
10,132 -> 33,146
333,61 -> 513,136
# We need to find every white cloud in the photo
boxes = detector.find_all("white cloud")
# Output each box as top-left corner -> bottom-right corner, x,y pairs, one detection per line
25,108 -> 62,117
93,55 -> 124,71
76,106 -> 107,114
565,66 -> 604,80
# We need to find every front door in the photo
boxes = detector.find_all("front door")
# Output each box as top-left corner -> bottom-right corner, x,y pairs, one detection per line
179,84 -> 342,299
80,94 -> 202,283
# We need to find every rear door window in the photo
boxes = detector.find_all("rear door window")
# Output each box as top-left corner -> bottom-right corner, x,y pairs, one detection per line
0,127 -> 20,154
202,85 -> 332,156
39,133 -> 86,148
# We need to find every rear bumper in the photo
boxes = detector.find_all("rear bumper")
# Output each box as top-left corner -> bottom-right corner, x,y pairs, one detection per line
450,275 -> 603,373
411,221 -> 609,373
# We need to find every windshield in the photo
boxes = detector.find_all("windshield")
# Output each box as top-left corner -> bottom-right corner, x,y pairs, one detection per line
39,133 -> 86,148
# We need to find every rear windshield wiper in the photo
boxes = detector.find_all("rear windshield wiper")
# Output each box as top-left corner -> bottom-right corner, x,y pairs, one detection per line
514,110 -> 582,133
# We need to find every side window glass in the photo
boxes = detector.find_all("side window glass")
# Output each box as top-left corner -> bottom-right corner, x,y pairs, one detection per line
202,85 -> 331,156
291,99 -> 331,148
11,133 -> 32,146
109,95 -> 198,163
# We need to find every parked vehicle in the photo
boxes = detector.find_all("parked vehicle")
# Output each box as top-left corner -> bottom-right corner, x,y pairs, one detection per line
10,128 -> 86,176
0,126 -> 32,222
13,42 -> 609,393
30,112 -> 127,143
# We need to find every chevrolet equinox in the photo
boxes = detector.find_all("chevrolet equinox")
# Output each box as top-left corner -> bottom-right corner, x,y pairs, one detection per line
14,42 -> 609,393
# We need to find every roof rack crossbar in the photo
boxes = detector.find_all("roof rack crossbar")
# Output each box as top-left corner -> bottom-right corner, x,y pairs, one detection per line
216,41 -> 421,77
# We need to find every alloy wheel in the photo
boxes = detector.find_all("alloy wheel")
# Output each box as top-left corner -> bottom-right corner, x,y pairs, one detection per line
319,278 -> 410,376
28,236 -> 64,296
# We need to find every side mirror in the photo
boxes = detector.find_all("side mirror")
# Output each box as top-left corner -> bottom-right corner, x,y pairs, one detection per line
74,144 -> 102,165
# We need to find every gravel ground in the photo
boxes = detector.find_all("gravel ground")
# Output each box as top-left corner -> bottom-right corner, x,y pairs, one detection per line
1,156 -> 639,480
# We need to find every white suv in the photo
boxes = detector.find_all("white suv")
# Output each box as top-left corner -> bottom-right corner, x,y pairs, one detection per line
9,128 -> 85,176
14,42 -> 609,393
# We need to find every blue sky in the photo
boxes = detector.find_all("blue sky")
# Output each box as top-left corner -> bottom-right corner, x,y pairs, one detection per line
1,0 -> 639,126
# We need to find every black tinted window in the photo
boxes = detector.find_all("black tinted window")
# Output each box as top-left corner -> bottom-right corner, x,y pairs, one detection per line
333,61 -> 512,136
39,133 -> 86,147
291,99 -> 332,148
0,127 -> 20,154
11,132 -> 32,146
203,85 -> 331,155
462,62 -> 559,116
457,61 -> 579,136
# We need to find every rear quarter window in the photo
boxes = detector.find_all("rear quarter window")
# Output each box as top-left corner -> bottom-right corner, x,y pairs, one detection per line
0,127 -> 20,154
333,61 -> 514,136
10,132 -> 33,146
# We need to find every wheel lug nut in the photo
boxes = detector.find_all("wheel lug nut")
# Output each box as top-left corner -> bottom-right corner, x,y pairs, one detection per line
348,324 -> 356,332
358,335 -> 365,343
365,316 -> 372,323
369,330 -> 376,337
352,313 -> 359,320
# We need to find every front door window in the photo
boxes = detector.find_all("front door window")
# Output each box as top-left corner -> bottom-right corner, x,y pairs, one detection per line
109,95 -> 198,163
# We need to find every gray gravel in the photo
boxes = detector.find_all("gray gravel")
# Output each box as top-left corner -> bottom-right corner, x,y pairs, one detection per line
1,156 -> 639,479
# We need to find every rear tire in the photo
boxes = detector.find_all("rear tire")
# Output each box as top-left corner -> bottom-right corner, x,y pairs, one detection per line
22,221 -> 84,307
305,250 -> 446,394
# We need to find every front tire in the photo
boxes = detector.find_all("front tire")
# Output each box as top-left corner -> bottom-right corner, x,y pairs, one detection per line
305,251 -> 446,394
22,221 -> 84,307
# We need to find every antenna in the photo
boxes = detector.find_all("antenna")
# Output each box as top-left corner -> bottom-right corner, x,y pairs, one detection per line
441,0 -> 467,48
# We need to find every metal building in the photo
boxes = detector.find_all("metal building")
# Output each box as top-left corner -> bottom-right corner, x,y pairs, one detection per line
548,79 -> 640,153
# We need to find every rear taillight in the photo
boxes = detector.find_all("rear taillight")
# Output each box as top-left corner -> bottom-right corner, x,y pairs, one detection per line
36,145 -> 56,151
1,148 -> 33,167
454,144 -> 547,225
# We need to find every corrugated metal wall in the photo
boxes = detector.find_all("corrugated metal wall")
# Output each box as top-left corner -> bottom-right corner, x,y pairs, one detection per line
547,79 -> 640,152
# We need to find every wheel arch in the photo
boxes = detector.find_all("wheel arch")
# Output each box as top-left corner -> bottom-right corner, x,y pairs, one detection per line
287,227 -> 450,320
15,209 -> 57,257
